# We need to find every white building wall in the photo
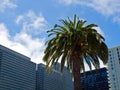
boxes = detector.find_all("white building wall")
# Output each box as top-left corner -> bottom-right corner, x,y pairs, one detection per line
108,46 -> 120,90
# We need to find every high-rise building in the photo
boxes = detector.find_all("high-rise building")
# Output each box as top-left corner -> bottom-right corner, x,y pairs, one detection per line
0,45 -> 110,90
36,63 -> 73,90
81,68 -> 109,90
108,46 -> 120,90
0,45 -> 36,90
0,45 -> 73,90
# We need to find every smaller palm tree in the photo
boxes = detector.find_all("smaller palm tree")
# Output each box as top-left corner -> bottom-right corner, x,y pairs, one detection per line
43,15 -> 108,90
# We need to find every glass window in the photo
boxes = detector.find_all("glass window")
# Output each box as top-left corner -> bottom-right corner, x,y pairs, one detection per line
111,67 -> 114,70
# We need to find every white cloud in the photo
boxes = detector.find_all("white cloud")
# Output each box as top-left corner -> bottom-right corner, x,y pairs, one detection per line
57,0 -> 120,23
57,0 -> 120,16
0,0 -> 17,12
93,27 -> 105,37
14,32 -> 45,63
113,15 -> 120,24
15,10 -> 47,35
0,11 -> 48,63
0,23 -> 11,46
57,0 -> 79,5
16,15 -> 24,24
80,0 -> 120,16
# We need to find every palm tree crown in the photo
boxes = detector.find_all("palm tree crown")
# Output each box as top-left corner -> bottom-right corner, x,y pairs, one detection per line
43,15 -> 108,90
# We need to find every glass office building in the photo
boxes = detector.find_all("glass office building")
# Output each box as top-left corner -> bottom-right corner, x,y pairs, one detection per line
0,45 -> 73,90
37,64 -> 109,90
81,68 -> 109,90
0,45 -> 36,90
0,45 -> 110,90
36,63 -> 73,90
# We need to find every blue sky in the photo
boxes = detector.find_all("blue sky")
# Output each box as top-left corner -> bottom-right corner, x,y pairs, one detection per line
0,0 -> 120,65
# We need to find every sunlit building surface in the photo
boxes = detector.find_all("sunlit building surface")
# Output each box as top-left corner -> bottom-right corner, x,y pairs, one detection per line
108,46 -> 120,90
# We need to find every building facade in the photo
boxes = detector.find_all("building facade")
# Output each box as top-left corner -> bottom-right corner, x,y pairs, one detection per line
0,45 -> 73,90
108,46 -> 120,90
0,45 -> 36,90
0,45 -> 110,90
81,68 -> 109,90
36,63 -> 73,90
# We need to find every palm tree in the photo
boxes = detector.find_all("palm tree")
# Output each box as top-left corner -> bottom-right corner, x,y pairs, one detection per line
43,15 -> 108,90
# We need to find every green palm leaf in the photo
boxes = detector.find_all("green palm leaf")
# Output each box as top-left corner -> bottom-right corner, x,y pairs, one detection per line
43,15 -> 108,90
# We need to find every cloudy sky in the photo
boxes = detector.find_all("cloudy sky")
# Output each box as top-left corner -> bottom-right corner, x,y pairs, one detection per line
0,0 -> 120,65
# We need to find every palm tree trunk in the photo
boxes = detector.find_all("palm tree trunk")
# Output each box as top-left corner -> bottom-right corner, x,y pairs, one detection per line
73,53 -> 82,90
